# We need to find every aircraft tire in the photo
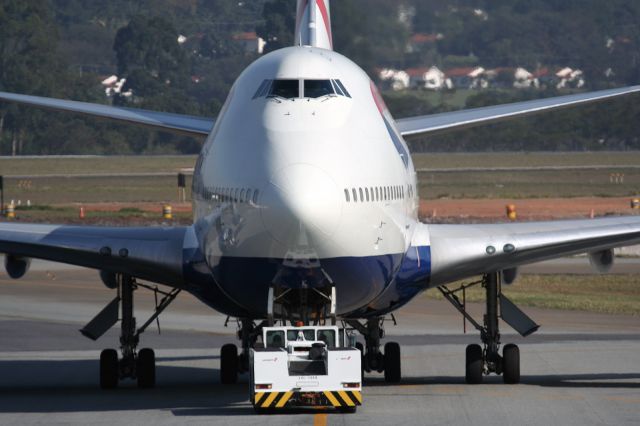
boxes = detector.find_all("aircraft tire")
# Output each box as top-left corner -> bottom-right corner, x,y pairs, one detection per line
502,344 -> 520,384
384,342 -> 401,383
465,344 -> 483,384
220,344 -> 239,384
137,348 -> 156,388
100,349 -> 119,389
355,342 -> 365,374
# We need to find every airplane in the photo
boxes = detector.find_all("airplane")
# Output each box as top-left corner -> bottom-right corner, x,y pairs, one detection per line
1,0 -> 640,391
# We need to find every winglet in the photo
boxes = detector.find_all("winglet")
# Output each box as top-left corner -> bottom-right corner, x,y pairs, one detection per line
295,0 -> 333,50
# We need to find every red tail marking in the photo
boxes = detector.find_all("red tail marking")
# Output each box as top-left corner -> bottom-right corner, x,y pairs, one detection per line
316,0 -> 333,48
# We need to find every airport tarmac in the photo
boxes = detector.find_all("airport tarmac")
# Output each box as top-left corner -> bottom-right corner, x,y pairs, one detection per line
0,260 -> 639,425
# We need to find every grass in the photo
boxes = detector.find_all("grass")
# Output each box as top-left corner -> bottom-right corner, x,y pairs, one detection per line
2,152 -> 640,203
427,274 -> 640,316
0,155 -> 197,176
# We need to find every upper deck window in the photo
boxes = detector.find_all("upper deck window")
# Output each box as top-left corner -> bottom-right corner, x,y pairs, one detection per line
269,79 -> 299,99
304,80 -> 335,98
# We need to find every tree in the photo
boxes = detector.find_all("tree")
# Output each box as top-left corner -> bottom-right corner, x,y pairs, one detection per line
256,0 -> 295,53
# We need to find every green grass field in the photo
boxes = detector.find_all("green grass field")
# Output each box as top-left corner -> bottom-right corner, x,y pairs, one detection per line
1,152 -> 639,203
427,274 -> 640,316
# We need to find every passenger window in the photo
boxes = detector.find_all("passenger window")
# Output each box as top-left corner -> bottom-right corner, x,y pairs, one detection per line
375,187 -> 379,201
304,80 -> 334,98
269,79 -> 299,99
253,190 -> 259,204
359,188 -> 364,202
352,188 -> 358,202
246,189 -> 253,203
365,188 -> 370,202
344,189 -> 350,202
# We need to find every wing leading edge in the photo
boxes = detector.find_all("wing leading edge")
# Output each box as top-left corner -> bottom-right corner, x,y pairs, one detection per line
419,216 -> 640,286
396,85 -> 640,138
0,92 -> 214,137
0,223 -> 193,288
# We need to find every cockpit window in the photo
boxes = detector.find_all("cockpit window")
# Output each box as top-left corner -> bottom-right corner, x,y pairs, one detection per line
254,79 -> 351,100
253,80 -> 272,99
334,79 -> 351,98
304,80 -> 335,98
269,79 -> 299,99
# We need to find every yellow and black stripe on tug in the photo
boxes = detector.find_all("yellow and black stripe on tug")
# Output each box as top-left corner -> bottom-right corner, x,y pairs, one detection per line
254,391 -> 294,409
323,390 -> 363,408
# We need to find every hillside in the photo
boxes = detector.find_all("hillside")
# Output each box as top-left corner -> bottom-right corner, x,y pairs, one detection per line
0,0 -> 638,155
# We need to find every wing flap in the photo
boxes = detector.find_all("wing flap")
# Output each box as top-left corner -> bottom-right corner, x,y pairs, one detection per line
396,86 -> 640,138
424,216 -> 640,286
0,223 -> 190,287
0,92 -> 214,137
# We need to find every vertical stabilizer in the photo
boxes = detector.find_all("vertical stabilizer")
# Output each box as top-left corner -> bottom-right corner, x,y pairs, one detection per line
295,0 -> 333,50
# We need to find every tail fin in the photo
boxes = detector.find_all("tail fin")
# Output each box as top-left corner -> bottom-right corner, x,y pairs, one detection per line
295,0 -> 333,50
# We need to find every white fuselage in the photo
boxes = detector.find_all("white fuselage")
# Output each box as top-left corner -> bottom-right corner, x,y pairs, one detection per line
190,46 -> 424,317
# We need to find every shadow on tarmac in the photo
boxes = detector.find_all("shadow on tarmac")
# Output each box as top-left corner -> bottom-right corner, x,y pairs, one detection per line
365,373 -> 640,389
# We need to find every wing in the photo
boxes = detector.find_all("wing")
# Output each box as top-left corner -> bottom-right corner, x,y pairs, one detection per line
418,216 -> 640,286
396,86 -> 640,138
0,92 -> 214,137
0,223 -> 195,288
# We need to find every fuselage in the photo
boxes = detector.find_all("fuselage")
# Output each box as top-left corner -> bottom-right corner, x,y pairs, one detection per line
187,46 -> 431,319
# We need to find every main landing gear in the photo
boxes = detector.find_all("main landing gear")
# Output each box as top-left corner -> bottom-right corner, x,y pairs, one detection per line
80,274 -> 181,389
439,271 -> 539,384
220,318 -> 267,385
347,317 -> 402,383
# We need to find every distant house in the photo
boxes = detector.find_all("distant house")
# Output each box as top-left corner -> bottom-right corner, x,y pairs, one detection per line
406,33 -> 443,53
513,67 -> 539,89
378,68 -> 411,91
446,66 -> 488,89
101,75 -> 132,98
555,67 -> 585,89
407,66 -> 452,90
232,32 -> 266,55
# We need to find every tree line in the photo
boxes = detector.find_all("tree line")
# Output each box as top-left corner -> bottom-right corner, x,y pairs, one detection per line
0,0 -> 638,155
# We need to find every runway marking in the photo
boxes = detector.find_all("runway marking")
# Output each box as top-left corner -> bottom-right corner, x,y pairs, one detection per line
313,413 -> 327,426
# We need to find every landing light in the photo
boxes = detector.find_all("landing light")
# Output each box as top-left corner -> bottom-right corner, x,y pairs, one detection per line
486,246 -> 496,255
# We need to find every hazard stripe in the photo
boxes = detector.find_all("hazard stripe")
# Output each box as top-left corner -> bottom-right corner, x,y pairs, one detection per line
337,390 -> 356,407
261,392 -> 280,408
254,392 -> 265,405
323,391 -> 342,407
275,391 -> 293,408
349,391 -> 362,404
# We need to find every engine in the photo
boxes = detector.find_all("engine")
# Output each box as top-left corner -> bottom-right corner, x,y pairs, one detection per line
4,254 -> 31,279
589,249 -> 615,273
502,267 -> 519,285
99,270 -> 119,289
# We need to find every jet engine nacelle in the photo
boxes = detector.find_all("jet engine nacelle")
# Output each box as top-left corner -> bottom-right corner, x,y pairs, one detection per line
100,270 -> 118,289
4,254 -> 31,279
589,249 -> 615,273
502,267 -> 519,285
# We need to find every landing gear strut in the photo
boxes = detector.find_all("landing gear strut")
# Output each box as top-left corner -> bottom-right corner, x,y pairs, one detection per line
439,271 -> 538,384
347,317 -> 401,383
81,274 -> 181,389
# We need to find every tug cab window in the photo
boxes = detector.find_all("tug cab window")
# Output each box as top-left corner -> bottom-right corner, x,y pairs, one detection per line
269,79 -> 299,99
304,80 -> 334,98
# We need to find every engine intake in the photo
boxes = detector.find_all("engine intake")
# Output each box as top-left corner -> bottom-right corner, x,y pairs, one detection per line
4,254 -> 31,279
589,249 -> 615,273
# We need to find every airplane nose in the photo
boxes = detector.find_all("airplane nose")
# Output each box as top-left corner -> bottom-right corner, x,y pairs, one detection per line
261,164 -> 342,246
